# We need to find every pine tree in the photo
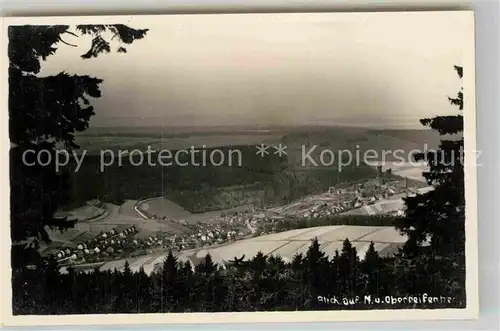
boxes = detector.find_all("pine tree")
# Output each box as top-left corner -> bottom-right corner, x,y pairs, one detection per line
249,251 -> 267,277
396,66 -> 465,256
177,261 -> 195,311
8,25 -> 148,264
392,66 -> 466,306
161,251 -> 179,312
136,267 -> 152,313
338,238 -> 359,295
291,252 -> 304,272
123,260 -> 132,277
261,255 -> 290,310
194,253 -> 220,311
361,242 -> 380,294
117,261 -> 135,312
305,237 -> 328,290
199,253 -> 217,276
328,249 -> 341,294
225,256 -> 252,311
287,252 -> 306,309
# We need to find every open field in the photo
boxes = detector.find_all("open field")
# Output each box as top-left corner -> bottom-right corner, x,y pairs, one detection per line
196,225 -> 412,262
136,196 -> 253,224
54,204 -> 108,222
138,197 -> 192,219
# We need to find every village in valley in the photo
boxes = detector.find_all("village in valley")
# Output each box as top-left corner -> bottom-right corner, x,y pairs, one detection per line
41,163 -> 430,275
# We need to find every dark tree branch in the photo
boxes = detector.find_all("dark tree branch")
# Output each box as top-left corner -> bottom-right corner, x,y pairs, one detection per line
58,37 -> 77,47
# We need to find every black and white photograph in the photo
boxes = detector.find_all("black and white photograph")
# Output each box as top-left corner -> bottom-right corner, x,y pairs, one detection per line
2,11 -> 478,325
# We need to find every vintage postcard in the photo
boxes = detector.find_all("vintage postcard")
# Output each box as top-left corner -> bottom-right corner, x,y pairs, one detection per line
1,11 -> 478,326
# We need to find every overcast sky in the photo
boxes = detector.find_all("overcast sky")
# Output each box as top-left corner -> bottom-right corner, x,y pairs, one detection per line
39,12 -> 472,128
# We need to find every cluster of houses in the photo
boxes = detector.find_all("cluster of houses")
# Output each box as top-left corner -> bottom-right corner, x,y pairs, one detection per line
301,201 -> 352,219
171,211 -> 268,247
134,233 -> 204,252
52,210 -> 260,268
173,215 -> 254,248
51,225 -> 140,264
292,180 -> 412,220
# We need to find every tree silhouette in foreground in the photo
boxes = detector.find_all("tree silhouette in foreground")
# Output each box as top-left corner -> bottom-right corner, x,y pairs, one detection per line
12,237 -> 464,314
394,66 -> 466,303
395,65 -> 465,255
9,25 -> 148,266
